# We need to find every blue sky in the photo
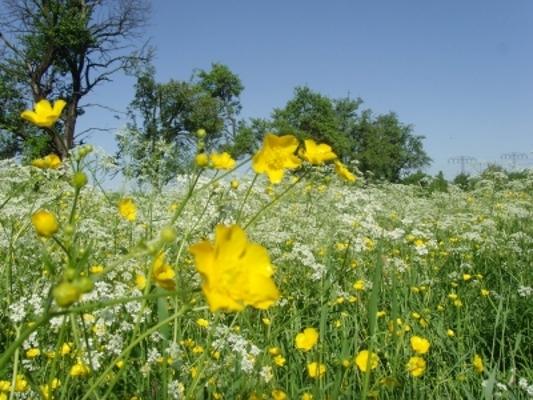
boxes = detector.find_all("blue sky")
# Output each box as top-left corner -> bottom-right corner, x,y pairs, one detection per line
80,0 -> 533,177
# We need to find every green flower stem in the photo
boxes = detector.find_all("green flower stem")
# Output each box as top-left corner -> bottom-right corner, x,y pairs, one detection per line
52,236 -> 70,258
235,173 -> 258,223
244,171 -> 308,230
8,326 -> 21,400
170,171 -> 203,225
80,305 -> 191,400
361,247 -> 383,400
68,186 -> 81,225
185,313 -> 238,399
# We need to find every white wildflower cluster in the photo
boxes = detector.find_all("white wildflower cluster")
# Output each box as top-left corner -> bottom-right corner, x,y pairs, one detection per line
518,285 -> 532,297
519,378 -> 533,397
168,379 -> 185,399
212,325 -> 261,374
286,242 -> 326,280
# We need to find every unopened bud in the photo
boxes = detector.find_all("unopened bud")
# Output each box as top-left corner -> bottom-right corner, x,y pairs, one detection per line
196,128 -> 207,139
71,171 -> 88,189
75,277 -> 94,294
53,282 -> 81,307
160,226 -> 177,243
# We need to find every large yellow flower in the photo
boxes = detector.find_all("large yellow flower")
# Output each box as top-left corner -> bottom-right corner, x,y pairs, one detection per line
21,99 -> 66,128
152,252 -> 176,290
295,327 -> 319,351
299,139 -> 337,164
252,133 -> 301,184
189,224 -> 280,312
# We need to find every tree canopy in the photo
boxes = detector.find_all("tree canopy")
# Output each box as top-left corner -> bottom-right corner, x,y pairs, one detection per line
117,63 -> 244,188
234,86 -> 431,182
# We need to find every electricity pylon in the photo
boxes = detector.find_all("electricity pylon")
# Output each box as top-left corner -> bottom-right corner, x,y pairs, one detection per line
448,156 -> 477,175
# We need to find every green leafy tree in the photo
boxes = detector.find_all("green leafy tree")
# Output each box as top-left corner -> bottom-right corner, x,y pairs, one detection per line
271,86 -> 353,157
0,0 -> 149,159
237,85 -> 431,182
119,63 -> 243,187
351,110 -> 431,181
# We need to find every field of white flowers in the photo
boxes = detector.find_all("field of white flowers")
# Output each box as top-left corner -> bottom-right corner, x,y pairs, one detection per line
0,145 -> 532,399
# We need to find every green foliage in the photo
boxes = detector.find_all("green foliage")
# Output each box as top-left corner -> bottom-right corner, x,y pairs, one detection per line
272,86 -> 353,157
237,86 -> 431,182
453,173 -> 472,190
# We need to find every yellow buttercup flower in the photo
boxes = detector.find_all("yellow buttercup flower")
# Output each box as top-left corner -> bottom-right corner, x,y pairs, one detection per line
60,343 -> 72,356
135,274 -> 146,290
307,361 -> 327,378
353,279 -> 365,291
295,327 -> 319,351
268,347 -> 281,356
0,380 -> 11,391
152,252 -> 176,290
271,390 -> 288,400
410,336 -> 430,354
32,153 -> 62,169
89,265 -> 104,274
355,350 -> 380,372
335,161 -> 356,182
210,152 -> 236,170
274,354 -> 286,367
473,354 -> 484,373
25,348 -> 41,358
118,198 -> 137,222
69,361 -> 90,377
14,375 -> 28,392
21,99 -> 66,128
31,209 -> 59,238
196,318 -> 209,328
189,224 -> 280,312
299,139 -> 337,164
252,133 -> 301,184
406,356 -> 426,377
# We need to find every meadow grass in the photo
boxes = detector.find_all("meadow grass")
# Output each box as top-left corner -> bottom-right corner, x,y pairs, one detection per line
0,156 -> 532,400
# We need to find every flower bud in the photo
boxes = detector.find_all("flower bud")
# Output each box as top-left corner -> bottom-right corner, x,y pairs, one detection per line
230,179 -> 239,190
160,226 -> 177,243
53,282 -> 81,307
64,268 -> 77,280
196,128 -> 207,139
71,171 -> 88,189
64,224 -> 75,236
75,277 -> 94,294
79,144 -> 93,157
